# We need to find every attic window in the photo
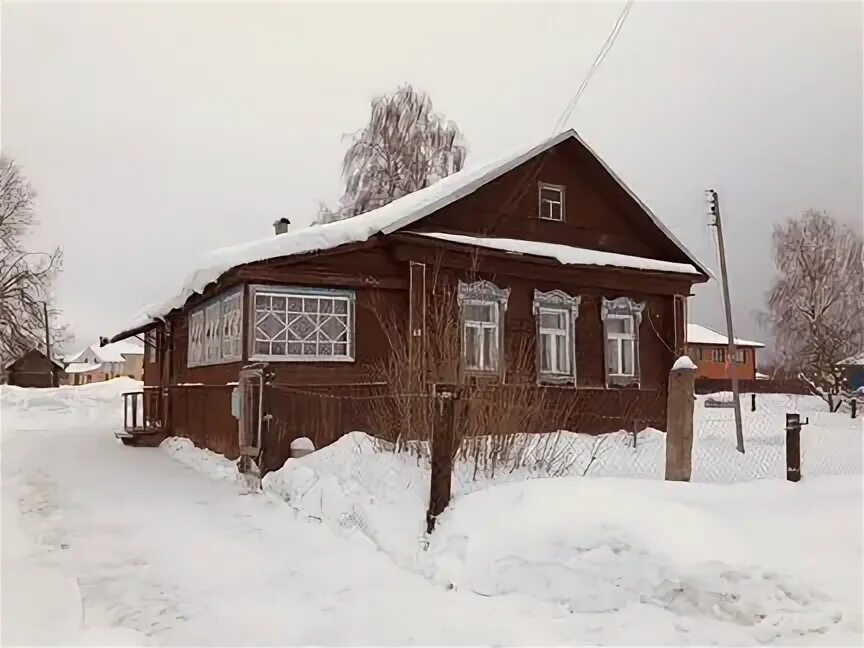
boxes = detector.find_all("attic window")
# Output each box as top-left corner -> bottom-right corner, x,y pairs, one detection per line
539,183 -> 565,221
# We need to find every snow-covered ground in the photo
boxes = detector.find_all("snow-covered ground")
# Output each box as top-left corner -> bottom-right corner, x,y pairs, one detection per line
3,381 -> 862,645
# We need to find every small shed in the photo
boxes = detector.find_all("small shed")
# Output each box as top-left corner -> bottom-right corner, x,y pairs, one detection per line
4,349 -> 66,388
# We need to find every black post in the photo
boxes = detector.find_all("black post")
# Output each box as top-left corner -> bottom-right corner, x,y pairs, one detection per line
751,393 -> 756,412
785,413 -> 801,483
427,385 -> 457,534
852,399 -> 857,420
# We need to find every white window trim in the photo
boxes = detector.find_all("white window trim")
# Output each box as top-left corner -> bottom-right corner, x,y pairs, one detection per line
533,289 -> 581,384
458,280 -> 510,374
188,310 -> 205,367
248,285 -> 355,363
538,182 -> 566,222
601,297 -> 645,387
220,292 -> 243,362
187,287 -> 244,368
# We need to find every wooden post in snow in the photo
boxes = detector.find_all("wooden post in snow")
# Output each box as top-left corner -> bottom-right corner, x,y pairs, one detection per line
427,384 -> 457,534
665,356 -> 697,481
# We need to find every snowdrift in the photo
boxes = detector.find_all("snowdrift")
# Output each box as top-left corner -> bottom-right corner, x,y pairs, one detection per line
425,477 -> 857,642
1,378 -> 142,433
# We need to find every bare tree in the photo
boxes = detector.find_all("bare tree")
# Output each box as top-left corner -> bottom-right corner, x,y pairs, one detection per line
763,210 -> 864,408
0,158 -> 64,366
318,84 -> 466,223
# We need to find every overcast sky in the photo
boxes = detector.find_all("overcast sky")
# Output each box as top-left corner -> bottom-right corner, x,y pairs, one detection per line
3,1 -> 862,354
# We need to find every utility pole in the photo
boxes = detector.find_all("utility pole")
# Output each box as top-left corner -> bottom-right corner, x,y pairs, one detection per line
707,189 -> 745,453
42,300 -> 55,388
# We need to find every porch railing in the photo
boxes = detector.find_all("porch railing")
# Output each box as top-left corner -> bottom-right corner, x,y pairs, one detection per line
122,387 -> 163,433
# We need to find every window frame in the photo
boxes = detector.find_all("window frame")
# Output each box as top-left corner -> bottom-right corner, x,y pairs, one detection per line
458,280 -> 510,375
732,348 -> 746,364
533,289 -> 581,385
711,348 -> 726,363
187,287 -> 244,368
601,297 -> 645,388
248,285 -> 355,363
538,182 -> 566,222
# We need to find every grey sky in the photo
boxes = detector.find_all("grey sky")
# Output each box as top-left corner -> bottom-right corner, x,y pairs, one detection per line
3,1 -> 862,355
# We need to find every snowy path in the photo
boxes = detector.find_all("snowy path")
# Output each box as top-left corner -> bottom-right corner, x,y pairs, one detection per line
2,386 -> 585,645
2,381 -> 862,646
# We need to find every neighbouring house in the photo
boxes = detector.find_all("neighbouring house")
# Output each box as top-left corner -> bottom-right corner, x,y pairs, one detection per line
4,348 -> 67,388
104,129 -> 710,470
64,340 -> 145,385
686,323 -> 764,380
837,352 -> 864,391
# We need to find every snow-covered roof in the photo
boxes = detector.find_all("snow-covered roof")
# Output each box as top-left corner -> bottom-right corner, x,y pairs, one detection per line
3,348 -> 65,371
414,232 -> 701,275
838,352 -> 864,366
687,324 -> 764,349
64,362 -> 103,374
67,340 -> 144,364
116,129 -> 709,335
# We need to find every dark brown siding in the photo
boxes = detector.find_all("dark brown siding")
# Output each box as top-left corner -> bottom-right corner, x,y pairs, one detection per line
416,139 -> 691,264
6,350 -> 64,388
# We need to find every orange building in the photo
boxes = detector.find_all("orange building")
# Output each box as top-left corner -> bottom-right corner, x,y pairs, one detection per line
686,324 -> 764,380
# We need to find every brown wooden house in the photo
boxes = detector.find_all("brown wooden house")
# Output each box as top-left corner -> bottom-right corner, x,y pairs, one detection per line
105,130 -> 710,471
4,348 -> 66,388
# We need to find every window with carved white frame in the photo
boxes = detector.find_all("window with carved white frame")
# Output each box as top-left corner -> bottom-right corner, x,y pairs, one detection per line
187,288 -> 244,368
458,280 -> 510,373
188,310 -> 205,366
204,302 -> 222,364
220,292 -> 243,361
250,286 -> 354,362
601,296 -> 645,387
533,289 -> 581,384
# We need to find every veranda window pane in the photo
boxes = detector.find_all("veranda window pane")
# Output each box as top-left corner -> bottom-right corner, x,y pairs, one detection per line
255,341 -> 270,356
465,327 -> 482,368
606,317 -> 627,335
606,339 -> 618,374
540,335 -> 553,372
621,340 -> 634,376
482,327 -> 497,370
540,311 -> 565,330
555,334 -> 569,373
464,303 -> 494,323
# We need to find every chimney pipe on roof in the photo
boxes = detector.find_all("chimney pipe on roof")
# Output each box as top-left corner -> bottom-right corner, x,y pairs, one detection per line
273,218 -> 291,235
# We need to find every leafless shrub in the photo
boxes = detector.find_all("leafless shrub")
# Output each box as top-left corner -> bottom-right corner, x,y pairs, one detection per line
366,258 -> 584,480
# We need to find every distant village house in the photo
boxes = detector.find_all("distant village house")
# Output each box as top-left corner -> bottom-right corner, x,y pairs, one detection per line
3,348 -> 67,388
686,323 -> 764,381
64,340 -> 144,385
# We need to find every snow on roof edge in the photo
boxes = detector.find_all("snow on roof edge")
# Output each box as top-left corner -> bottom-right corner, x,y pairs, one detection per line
687,323 -> 764,348
413,232 -> 701,275
112,129 -> 710,336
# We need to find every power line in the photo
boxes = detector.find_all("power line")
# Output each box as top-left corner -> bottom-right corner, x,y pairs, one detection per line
553,0 -> 635,133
